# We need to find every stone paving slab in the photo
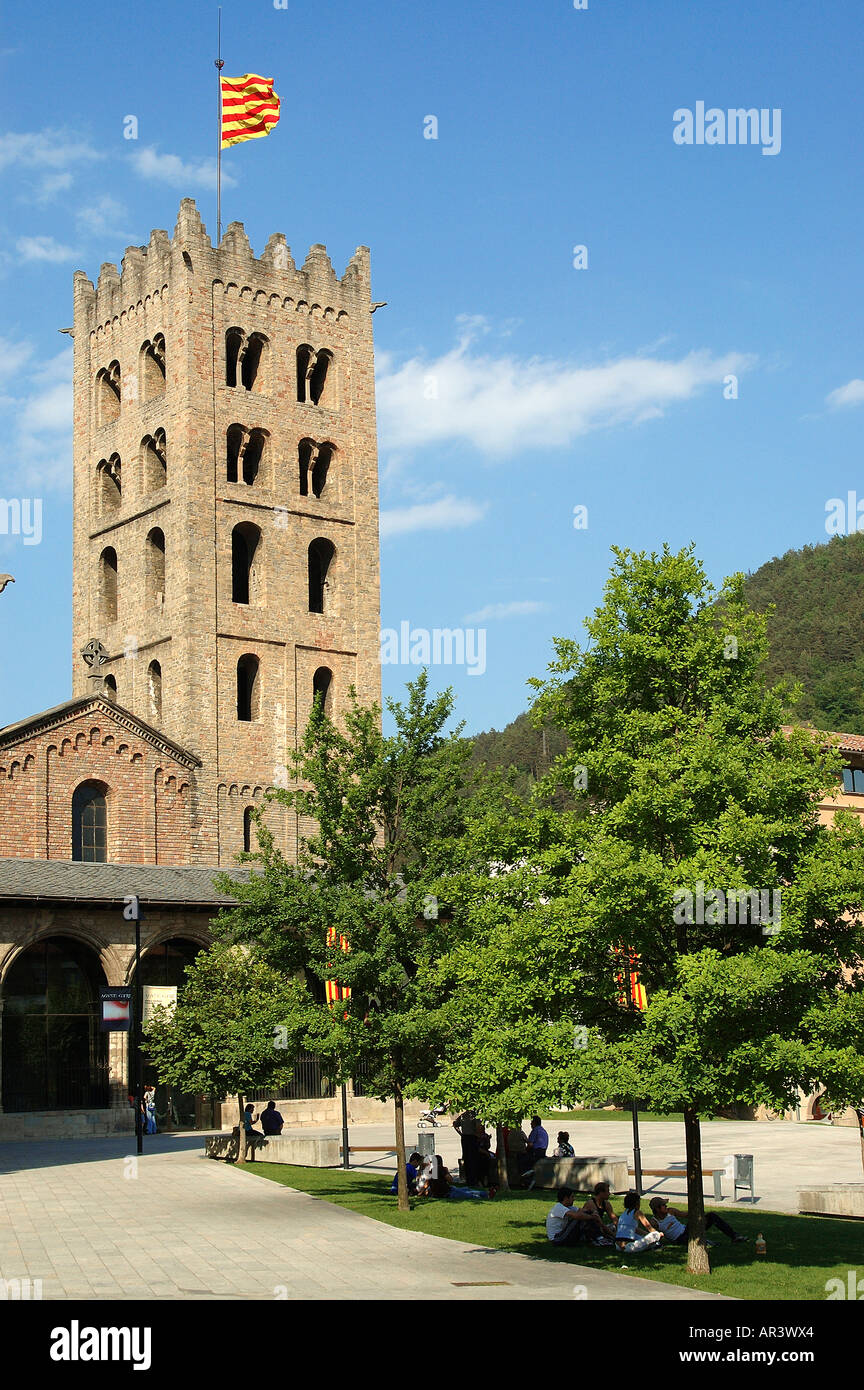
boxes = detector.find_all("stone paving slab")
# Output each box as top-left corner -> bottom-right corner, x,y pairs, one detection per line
0,1135 -> 725,1301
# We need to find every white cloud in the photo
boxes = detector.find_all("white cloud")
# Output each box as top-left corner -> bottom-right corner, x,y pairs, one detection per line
35,171 -> 74,201
0,335 -> 33,377
16,236 -> 78,263
377,334 -> 753,456
380,494 -> 487,538
464,600 -> 549,622
826,379 -> 864,410
0,129 -> 103,172
1,346 -> 73,492
75,194 -> 128,237
130,146 -> 236,191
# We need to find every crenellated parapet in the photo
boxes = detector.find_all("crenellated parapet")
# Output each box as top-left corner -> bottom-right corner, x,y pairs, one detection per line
73,198 -> 373,334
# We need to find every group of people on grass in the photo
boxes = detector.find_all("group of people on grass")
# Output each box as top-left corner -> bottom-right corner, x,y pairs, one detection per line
547,1184 -> 747,1252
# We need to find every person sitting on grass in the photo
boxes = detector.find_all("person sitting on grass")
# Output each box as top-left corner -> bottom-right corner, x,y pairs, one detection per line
418,1153 -> 452,1198
554,1131 -> 575,1157
581,1180 -> 617,1234
615,1191 -> 664,1253
546,1188 -> 613,1247
389,1152 -> 423,1196
648,1197 -> 747,1246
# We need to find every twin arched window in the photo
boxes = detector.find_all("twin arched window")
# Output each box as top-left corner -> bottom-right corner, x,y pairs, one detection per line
140,335 -> 166,402
95,454 -> 122,515
142,430 -> 167,493
72,781 -> 108,862
299,439 -> 335,498
296,346 -> 333,405
226,329 -> 267,391
95,362 -> 121,427
227,425 -> 268,485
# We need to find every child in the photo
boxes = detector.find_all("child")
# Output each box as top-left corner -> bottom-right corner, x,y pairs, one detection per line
615,1191 -> 663,1252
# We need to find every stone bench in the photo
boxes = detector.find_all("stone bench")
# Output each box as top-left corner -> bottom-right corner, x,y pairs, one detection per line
798,1184 -> 864,1219
205,1131 -> 340,1167
530,1155 -> 629,1192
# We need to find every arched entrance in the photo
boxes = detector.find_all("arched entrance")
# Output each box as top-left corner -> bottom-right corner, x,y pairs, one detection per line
130,937 -> 207,1130
2,936 -> 109,1112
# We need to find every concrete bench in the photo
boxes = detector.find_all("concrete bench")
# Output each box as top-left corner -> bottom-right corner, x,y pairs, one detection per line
205,1132 -> 340,1167
531,1155 -> 629,1192
798,1184 -> 864,1218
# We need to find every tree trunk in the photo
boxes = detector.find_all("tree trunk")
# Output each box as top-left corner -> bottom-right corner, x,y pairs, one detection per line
495,1125 -> 510,1191
394,1084 -> 410,1212
236,1093 -> 246,1165
683,1105 -> 709,1274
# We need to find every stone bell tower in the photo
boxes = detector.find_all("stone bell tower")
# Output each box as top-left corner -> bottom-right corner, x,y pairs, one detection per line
71,198 -> 382,865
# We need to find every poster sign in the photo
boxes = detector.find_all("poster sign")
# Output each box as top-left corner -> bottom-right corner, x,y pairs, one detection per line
143,985 -> 177,1022
99,987 -> 132,1032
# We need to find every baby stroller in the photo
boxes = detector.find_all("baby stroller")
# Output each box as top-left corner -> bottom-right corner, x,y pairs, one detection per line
418,1102 -> 447,1129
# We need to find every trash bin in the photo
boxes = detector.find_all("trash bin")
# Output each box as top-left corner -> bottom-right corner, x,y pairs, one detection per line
416,1131 -> 436,1158
733,1154 -> 755,1202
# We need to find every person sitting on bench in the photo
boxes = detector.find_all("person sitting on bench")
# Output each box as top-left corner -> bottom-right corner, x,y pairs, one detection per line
615,1191 -> 663,1252
648,1197 -> 746,1245
546,1188 -> 613,1246
554,1131 -> 575,1157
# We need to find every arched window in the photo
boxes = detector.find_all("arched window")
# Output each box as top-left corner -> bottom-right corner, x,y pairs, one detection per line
311,442 -> 334,498
308,538 -> 335,613
237,654 -> 260,721
142,430 -> 167,494
242,429 -> 266,485
145,527 -> 165,606
140,335 -> 166,402
313,666 -> 333,714
231,522 -> 261,604
241,333 -> 267,391
95,454 -> 122,515
243,805 -> 254,852
96,362 -> 121,426
99,546 -> 118,623
148,660 -> 162,723
104,674 -> 117,697
227,424 -> 244,483
225,328 -> 244,387
72,781 -> 108,862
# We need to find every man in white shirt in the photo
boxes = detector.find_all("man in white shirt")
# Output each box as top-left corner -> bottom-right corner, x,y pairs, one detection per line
546,1188 -> 612,1246
648,1197 -> 746,1244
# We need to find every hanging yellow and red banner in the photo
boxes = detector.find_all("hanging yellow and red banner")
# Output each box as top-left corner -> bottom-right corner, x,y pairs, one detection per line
325,926 -> 351,1006
613,946 -> 647,1011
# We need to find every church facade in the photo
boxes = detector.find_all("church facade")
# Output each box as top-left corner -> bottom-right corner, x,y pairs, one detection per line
0,199 -> 383,1136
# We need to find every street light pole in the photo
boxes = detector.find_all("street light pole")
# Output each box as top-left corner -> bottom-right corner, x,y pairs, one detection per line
340,1081 -> 350,1170
123,895 -> 145,1156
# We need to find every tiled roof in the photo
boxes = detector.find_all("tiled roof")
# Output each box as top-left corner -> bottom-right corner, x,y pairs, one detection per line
781,725 -> 864,754
0,858 -> 255,906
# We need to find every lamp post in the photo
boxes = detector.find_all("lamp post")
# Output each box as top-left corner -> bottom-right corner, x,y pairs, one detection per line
124,895 -> 144,1156
340,1081 -> 350,1170
627,953 -> 644,1195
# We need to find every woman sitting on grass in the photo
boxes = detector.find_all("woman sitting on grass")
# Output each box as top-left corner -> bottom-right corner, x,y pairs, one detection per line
615,1191 -> 664,1253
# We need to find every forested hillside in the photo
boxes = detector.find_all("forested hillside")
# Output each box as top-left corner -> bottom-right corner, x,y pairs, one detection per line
468,532 -> 864,786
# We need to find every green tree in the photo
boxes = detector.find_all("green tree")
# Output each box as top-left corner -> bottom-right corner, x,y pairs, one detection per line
423,545 -> 864,1272
215,672 -> 474,1210
144,945 -> 309,1163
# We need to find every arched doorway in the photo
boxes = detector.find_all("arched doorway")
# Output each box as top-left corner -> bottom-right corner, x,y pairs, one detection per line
130,937 -> 206,1130
1,937 -> 109,1112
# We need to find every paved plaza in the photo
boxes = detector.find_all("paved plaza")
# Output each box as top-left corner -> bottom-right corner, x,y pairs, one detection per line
0,1115 -> 856,1301
0,1133 -> 727,1302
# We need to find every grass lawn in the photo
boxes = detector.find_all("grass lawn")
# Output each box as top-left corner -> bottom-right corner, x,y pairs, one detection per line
243,1162 -> 859,1300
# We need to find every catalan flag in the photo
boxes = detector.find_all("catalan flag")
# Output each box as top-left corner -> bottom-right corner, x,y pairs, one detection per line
325,926 -> 351,1006
220,73 -> 280,149
613,946 -> 647,1011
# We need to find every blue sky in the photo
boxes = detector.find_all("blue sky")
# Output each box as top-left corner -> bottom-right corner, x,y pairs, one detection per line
0,0 -> 862,737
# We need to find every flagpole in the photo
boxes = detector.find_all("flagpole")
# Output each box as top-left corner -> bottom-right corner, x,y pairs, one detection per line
215,6 -> 224,242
